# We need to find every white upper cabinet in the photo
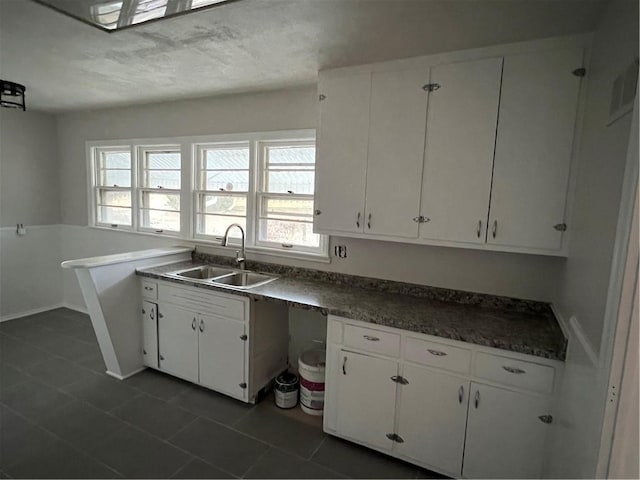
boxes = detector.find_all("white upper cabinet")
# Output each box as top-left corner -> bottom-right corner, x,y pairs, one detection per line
487,48 -> 583,250
314,72 -> 371,234
419,57 -> 503,244
364,68 -> 428,238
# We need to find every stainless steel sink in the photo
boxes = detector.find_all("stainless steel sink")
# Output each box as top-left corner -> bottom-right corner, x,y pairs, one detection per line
170,265 -> 235,280
212,272 -> 277,289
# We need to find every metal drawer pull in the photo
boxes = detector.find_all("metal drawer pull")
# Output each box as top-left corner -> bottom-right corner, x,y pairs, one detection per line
477,220 -> 482,238
458,385 -> 464,404
363,335 -> 380,342
386,433 -> 405,443
150,309 -> 155,320
427,349 -> 447,356
390,375 -> 409,385
342,356 -> 347,375
502,366 -> 526,375
199,319 -> 204,332
492,220 -> 498,239
538,415 -> 553,424
356,212 -> 361,228
367,213 -> 372,229
474,390 -> 480,408
192,318 -> 196,331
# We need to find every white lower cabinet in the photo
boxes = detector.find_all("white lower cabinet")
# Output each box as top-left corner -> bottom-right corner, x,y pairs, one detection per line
141,279 -> 288,403
335,350 -> 398,451
463,383 -> 550,479
395,364 -> 469,474
141,300 -> 158,369
324,316 -> 559,479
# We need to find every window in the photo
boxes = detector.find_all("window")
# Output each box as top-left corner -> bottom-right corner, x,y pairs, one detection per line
138,146 -> 181,234
256,141 -> 320,252
93,147 -> 133,227
89,130 -> 327,259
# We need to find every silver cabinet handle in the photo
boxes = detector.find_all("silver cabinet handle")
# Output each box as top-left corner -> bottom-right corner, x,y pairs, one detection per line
427,349 -> 447,356
538,415 -> 553,424
492,220 -> 498,238
458,385 -> 464,404
144,286 -> 153,291
342,356 -> 347,375
356,212 -> 361,228
150,309 -> 155,320
192,318 -> 196,331
367,213 -> 372,229
199,319 -> 204,332
477,220 -> 482,239
363,335 -> 380,342
502,366 -> 526,374
474,390 -> 480,408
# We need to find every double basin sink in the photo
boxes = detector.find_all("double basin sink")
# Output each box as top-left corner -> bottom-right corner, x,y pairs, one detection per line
166,265 -> 278,290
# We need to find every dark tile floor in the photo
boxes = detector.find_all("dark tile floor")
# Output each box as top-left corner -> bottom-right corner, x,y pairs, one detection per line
0,308 -> 445,479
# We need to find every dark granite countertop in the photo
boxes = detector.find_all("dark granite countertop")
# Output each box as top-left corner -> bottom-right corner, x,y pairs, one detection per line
137,259 -> 566,361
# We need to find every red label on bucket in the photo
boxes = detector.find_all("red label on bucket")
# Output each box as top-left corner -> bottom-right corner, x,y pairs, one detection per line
300,377 -> 325,391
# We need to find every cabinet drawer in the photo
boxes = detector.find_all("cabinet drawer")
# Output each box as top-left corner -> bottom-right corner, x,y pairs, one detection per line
141,280 -> 157,300
344,324 -> 400,357
158,283 -> 246,321
404,337 -> 471,374
474,352 -> 554,394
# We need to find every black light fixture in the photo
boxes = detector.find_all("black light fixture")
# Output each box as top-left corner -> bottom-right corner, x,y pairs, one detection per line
1,80 -> 26,111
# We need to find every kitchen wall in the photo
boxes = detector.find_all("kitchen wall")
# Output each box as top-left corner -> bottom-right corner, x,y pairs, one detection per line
547,0 -> 638,477
56,86 -> 565,309
0,109 -> 63,318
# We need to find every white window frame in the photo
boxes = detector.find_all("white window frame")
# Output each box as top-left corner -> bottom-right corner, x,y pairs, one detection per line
87,129 -> 329,261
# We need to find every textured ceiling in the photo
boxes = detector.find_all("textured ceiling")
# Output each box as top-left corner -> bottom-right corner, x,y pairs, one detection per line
0,0 -> 606,113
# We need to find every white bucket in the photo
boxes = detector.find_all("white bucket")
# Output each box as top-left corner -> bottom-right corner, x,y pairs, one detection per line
298,349 -> 326,416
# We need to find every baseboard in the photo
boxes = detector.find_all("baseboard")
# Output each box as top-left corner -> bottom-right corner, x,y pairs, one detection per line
0,303 -> 66,322
106,366 -> 146,381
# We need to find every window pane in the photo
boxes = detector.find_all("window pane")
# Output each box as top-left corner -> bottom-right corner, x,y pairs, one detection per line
145,170 -> 181,189
267,146 -> 315,165
200,194 -> 247,216
204,171 -> 249,192
98,190 -> 131,207
98,206 -> 131,225
259,219 -> 320,247
100,169 -> 131,187
205,147 -> 249,170
140,209 -> 180,231
197,214 -> 246,237
266,171 -> 315,194
142,192 -> 180,211
146,152 -> 181,170
101,151 -> 130,169
262,198 -> 313,220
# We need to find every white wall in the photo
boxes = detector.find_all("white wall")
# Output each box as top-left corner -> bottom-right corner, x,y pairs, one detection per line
0,110 -> 63,318
56,86 -> 565,305
547,0 -> 638,477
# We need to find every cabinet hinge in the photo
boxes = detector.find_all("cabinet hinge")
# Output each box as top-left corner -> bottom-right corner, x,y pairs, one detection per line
422,83 -> 440,92
319,94 -> 326,101
240,334 -> 248,341
390,375 -> 409,385
553,223 -> 567,232
239,382 -> 247,389
141,309 -> 146,314
385,433 -> 405,443
412,215 -> 429,224
572,68 -> 586,77
158,312 -> 164,318
314,209 -> 322,216
538,414 -> 553,424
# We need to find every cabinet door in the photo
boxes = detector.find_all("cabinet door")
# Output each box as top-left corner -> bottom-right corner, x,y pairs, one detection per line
364,67 -> 428,238
198,313 -> 247,401
395,365 -> 469,475
488,48 -> 583,250
141,300 -> 158,369
335,350 -> 398,451
463,383 -> 551,479
314,72 -> 370,234
157,303 -> 198,383
420,58 -> 503,244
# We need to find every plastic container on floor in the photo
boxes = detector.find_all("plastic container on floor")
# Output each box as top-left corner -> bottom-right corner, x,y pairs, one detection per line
298,349 -> 326,416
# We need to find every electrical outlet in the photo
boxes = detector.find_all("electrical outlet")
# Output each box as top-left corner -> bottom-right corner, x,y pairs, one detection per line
333,244 -> 347,258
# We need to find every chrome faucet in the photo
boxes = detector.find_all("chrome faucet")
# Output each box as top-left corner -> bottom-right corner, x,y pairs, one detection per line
221,223 -> 246,270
